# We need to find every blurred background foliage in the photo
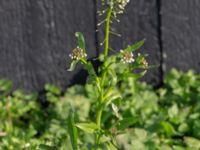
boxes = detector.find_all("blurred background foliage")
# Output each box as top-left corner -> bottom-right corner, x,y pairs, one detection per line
0,69 -> 200,150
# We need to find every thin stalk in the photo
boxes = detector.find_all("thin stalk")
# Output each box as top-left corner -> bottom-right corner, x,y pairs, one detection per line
101,6 -> 113,87
104,6 -> 112,56
97,107 -> 103,129
97,5 -> 112,128
95,5 -> 113,148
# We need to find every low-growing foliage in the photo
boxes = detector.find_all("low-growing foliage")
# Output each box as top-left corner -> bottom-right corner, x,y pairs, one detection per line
0,0 -> 200,149
0,69 -> 200,149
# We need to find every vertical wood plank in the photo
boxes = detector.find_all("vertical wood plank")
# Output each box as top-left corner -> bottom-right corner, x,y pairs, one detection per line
0,0 -> 97,91
161,0 -> 200,73
97,0 -> 162,85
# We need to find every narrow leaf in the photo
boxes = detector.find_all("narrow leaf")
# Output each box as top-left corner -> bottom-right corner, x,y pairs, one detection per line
68,60 -> 78,71
106,142 -> 118,150
125,39 -> 145,52
108,69 -> 117,85
75,32 -> 85,50
76,122 -> 98,133
124,70 -> 147,79
106,94 -> 121,106
104,90 -> 122,107
146,64 -> 160,69
67,111 -> 78,150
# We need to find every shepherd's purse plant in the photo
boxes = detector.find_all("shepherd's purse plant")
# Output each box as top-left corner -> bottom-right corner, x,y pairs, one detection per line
67,0 -> 151,149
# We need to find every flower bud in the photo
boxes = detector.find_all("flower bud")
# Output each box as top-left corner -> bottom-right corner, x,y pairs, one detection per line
120,50 -> 135,64
69,47 -> 87,60
115,0 -> 130,14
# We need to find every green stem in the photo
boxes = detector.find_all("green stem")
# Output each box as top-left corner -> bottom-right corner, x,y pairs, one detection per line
101,6 -> 112,87
97,5 -> 112,126
97,91 -> 104,131
104,6 -> 112,56
97,107 -> 103,129
95,6 -> 113,148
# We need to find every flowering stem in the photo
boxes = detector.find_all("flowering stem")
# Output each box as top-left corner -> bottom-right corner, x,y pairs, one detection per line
101,6 -> 113,88
97,5 -> 112,128
104,6 -> 112,56
95,5 -> 113,148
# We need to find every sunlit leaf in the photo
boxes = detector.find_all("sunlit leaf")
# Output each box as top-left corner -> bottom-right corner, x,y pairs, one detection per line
168,104 -> 179,119
76,122 -> 98,133
123,70 -> 147,79
106,142 -> 118,150
184,137 -> 200,149
134,128 -> 148,142
103,89 -> 122,106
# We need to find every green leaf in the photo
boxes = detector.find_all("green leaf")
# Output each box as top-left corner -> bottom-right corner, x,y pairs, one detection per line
184,137 -> 200,149
84,62 -> 96,77
0,79 -> 13,92
106,142 -> 118,150
117,117 -> 138,130
68,110 -> 78,150
134,128 -> 148,141
68,60 -> 78,71
103,89 -> 122,106
108,69 -> 117,85
178,123 -> 189,133
125,39 -> 145,52
75,32 -> 85,50
45,84 -> 61,95
76,122 -> 98,133
38,144 -> 55,150
168,104 -> 179,119
160,121 -> 176,137
123,70 -> 147,79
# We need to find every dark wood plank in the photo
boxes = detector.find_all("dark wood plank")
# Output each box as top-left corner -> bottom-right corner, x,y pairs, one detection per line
161,0 -> 200,73
0,0 -> 97,91
97,0 -> 162,85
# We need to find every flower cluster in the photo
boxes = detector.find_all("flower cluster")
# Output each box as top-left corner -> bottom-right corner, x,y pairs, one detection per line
120,50 -> 135,64
115,0 -> 130,14
69,47 -> 87,60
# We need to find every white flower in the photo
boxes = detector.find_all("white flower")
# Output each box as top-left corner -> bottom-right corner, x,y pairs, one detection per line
120,50 -> 135,64
115,0 -> 130,14
69,47 -> 87,60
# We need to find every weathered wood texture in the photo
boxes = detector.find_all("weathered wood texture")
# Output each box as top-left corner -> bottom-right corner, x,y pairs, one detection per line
0,0 -> 96,91
97,0 -> 162,85
161,0 -> 200,73
0,0 -> 199,91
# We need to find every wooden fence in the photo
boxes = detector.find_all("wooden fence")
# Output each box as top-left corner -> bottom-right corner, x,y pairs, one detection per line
0,0 -> 200,91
